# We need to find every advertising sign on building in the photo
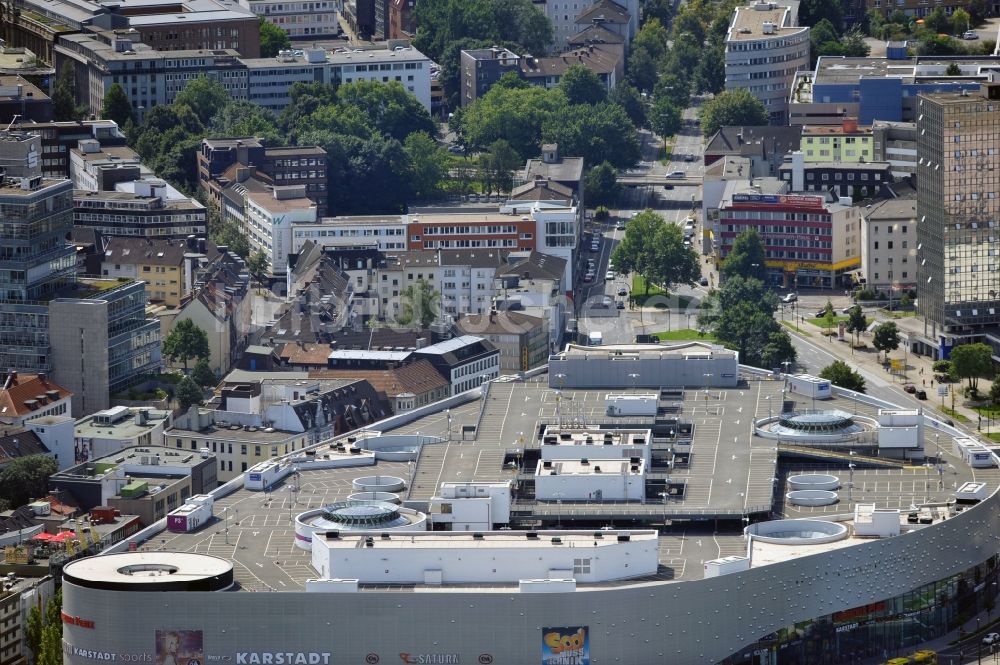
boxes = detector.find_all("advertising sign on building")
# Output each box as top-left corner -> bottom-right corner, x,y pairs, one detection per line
542,627 -> 589,665
155,630 -> 204,665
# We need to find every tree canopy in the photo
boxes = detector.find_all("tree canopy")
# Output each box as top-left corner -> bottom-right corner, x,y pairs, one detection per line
53,67 -> 88,122
412,0 -> 552,65
698,276 -> 796,369
397,279 -> 441,328
721,229 -> 768,282
0,455 -> 57,508
611,211 -> 700,295
700,89 -> 769,136
163,319 -> 210,371
259,17 -> 291,58
820,360 -> 866,393
584,162 -> 621,208
950,342 -> 994,392
649,97 -> 682,141
101,83 -> 134,128
558,65 -> 607,105
174,76 -> 232,126
872,321 -> 901,361
191,357 -> 217,388
176,376 -> 204,411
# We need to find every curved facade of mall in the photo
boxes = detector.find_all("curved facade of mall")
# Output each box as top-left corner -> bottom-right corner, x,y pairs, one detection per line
59,351 -> 1000,665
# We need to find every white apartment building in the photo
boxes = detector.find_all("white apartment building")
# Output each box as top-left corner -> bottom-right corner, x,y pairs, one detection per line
724,0 -> 810,125
539,0 -> 637,49
239,0 -> 341,38
242,185 -> 318,276
860,197 -> 918,293
55,34 -> 247,123
291,216 -> 408,253
242,46 -> 432,112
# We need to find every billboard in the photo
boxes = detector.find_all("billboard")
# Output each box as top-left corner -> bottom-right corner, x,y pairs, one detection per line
155,630 -> 204,665
542,626 -> 589,665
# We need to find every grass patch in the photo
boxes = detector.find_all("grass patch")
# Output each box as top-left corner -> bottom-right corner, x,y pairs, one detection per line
888,310 -> 917,319
806,315 -> 849,327
940,407 -> 971,423
650,328 -> 716,342
972,403 -> 1000,417
986,432 -> 1000,442
780,320 -> 811,337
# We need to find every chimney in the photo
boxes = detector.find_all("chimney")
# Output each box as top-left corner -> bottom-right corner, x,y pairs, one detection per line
791,151 -> 804,192
842,117 -> 858,134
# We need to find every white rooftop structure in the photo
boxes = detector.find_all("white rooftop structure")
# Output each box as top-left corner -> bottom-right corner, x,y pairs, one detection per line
309,530 -> 659,585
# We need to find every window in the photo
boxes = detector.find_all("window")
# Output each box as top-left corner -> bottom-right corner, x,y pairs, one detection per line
573,558 -> 591,574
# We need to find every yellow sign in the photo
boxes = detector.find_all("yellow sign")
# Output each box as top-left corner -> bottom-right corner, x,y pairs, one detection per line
890,358 -> 905,371
3,544 -> 29,564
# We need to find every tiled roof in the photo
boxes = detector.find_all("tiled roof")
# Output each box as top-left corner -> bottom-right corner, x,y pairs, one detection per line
0,429 -> 49,464
103,236 -> 218,267
309,359 -> 449,397
456,311 -> 544,335
575,0 -> 630,24
0,374 -> 72,419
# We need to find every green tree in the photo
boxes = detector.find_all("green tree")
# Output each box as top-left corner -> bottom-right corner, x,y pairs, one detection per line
412,0 -> 551,64
761,330 -> 797,369
53,67 -> 87,121
626,46 -> 659,93
820,360 -> 866,393
633,17 -> 670,61
611,211 -> 698,295
37,592 -> 62,665
653,72 -> 691,110
671,10 -> 706,44
131,104 -> 205,192
821,300 -> 836,335
946,62 -> 962,76
0,455 -> 57,508
397,279 -> 441,328
25,605 -> 42,665
799,0 -> 843,29
259,17 -> 291,58
176,376 -> 204,411
609,84 -> 647,127
700,88 -> 769,137
162,319 -> 210,371
693,40 -> 726,95
923,6 -> 951,33
478,139 -> 520,194
649,97 -> 682,141
458,84 -> 564,157
721,229 -> 767,282
101,83 -> 134,127
191,357 -> 217,388
950,342 -> 994,392
173,76 -> 232,126
541,101 -> 640,169
990,379 -> 1000,405
210,101 -> 283,145
246,251 -> 270,286
337,79 -> 436,142
846,305 -> 868,347
404,131 -> 448,199
872,321 -> 901,362
558,65 -> 607,105
919,35 -> 963,56
584,161 -> 621,208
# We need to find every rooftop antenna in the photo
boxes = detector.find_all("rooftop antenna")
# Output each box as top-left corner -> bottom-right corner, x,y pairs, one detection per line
4,114 -> 20,132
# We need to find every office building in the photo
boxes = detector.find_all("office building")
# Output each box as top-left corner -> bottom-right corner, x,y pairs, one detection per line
460,47 -> 520,106
412,335 -> 500,395
0,136 -> 76,375
716,180 -> 862,288
197,138 -> 328,218
724,0 -> 809,125
48,279 -> 161,417
73,406 -> 173,462
388,0 -> 415,39
238,0 -> 341,39
788,55 -> 1000,126
455,311 -> 549,371
917,83 -> 1000,340
859,197 -> 918,293
241,184 -> 318,277
13,119 -> 127,179
73,181 -> 208,239
0,76 -> 51,124
800,118 -> 874,163
778,151 -> 893,198
291,215 -> 408,253
539,0 -> 635,49
48,444 -> 217,523
98,237 -> 218,306
0,574 -> 53,665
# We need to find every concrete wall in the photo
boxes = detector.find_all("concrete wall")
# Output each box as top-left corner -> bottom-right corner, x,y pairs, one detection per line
548,351 -> 739,388
49,298 -> 110,418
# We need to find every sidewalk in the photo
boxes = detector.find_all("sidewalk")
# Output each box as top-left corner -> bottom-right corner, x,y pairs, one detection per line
853,604 -> 1000,665
787,316 -> 997,438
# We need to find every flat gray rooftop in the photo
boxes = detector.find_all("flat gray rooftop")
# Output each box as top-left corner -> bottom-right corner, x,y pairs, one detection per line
138,375 -> 997,592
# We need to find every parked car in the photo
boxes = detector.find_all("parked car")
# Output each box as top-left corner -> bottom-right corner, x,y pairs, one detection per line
617,286 -> 628,296
916,390 -> 928,400
782,292 -> 798,304
666,171 -> 686,179
984,633 -> 1000,646
616,220 -> 626,230
605,270 -> 616,281
616,300 -> 625,309
964,30 -> 979,39
903,384 -> 917,394
683,153 -> 695,162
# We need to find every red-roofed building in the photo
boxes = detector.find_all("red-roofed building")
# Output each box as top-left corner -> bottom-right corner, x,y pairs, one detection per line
0,372 -> 73,427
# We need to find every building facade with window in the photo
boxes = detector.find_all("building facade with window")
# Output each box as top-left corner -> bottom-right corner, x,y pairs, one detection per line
724,0 -> 809,125
916,83 -> 1000,341
800,119 -> 874,163
860,197 -> 917,293
716,183 -> 862,289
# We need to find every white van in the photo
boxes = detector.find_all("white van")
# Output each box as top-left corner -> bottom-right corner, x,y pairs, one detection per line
588,331 -> 603,346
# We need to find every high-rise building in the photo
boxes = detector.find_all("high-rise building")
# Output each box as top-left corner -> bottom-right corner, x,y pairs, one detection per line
724,0 -> 809,125
0,132 -> 76,374
916,83 -> 1000,341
